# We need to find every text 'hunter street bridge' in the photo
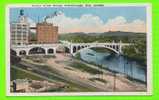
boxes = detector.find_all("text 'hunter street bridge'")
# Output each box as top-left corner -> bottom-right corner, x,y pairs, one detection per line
11,41 -> 131,56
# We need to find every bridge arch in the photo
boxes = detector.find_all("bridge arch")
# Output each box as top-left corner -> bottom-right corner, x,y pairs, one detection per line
72,45 -> 120,56
47,48 -> 54,54
10,49 -> 17,56
19,50 -> 26,56
28,47 -> 46,55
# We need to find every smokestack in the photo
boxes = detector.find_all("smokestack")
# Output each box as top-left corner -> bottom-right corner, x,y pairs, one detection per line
44,11 -> 60,22
44,16 -> 49,22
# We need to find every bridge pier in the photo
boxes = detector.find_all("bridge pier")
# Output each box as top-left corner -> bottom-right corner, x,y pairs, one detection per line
26,50 -> 29,55
70,45 -> 73,54
119,40 -> 123,54
119,45 -> 122,54
45,48 -> 48,55
16,50 -> 20,56
53,48 -> 56,55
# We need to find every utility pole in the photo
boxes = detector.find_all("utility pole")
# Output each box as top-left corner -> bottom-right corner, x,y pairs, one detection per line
130,61 -> 133,81
124,58 -> 126,74
113,72 -> 116,91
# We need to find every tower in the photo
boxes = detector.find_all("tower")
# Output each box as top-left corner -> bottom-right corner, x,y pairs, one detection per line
10,9 -> 29,45
19,9 -> 27,23
20,9 -> 24,16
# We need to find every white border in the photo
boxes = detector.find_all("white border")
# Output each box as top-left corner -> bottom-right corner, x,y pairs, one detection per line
6,3 -> 152,96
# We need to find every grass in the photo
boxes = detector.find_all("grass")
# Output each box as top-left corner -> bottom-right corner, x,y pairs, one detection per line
69,61 -> 102,74
11,67 -> 44,81
75,52 -> 81,59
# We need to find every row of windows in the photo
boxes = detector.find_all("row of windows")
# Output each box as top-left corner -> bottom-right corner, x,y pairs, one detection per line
11,42 -> 28,45
11,26 -> 28,28
11,41 -> 28,43
11,37 -> 28,39
11,24 -> 28,27
11,31 -> 28,34
11,29 -> 28,31
11,38 -> 28,40
11,34 -> 27,36
11,35 -> 28,37
13,28 -> 28,30
11,27 -> 28,30
11,26 -> 29,31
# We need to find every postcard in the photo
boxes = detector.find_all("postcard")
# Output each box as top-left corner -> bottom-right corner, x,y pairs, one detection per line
6,4 -> 152,96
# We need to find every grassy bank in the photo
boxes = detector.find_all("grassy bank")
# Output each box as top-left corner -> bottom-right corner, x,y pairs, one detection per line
11,66 -> 44,81
69,60 -> 102,74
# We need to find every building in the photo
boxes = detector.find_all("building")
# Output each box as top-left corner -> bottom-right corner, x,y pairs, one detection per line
36,22 -> 58,44
10,10 -> 29,45
11,79 -> 66,92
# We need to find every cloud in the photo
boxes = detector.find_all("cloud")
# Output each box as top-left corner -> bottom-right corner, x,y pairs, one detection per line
104,16 -> 146,33
44,12 -> 146,33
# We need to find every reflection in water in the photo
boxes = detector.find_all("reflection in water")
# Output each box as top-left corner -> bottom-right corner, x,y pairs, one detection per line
79,48 -> 146,82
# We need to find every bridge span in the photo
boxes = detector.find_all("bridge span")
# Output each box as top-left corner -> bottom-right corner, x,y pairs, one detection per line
11,41 -> 131,56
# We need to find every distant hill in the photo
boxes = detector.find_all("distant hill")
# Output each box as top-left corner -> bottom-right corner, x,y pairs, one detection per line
60,31 -> 146,37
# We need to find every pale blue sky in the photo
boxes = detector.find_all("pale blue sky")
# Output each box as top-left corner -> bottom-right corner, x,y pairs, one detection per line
10,6 -> 146,23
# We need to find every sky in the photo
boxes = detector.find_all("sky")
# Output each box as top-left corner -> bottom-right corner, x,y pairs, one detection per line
10,6 -> 147,33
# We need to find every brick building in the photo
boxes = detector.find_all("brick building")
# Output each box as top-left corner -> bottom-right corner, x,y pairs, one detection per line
36,22 -> 58,44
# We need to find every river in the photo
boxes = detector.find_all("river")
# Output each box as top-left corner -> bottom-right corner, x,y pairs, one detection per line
79,48 -> 146,82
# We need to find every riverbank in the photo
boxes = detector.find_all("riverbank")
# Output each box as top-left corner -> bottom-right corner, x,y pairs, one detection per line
76,56 -> 146,84
19,54 -> 146,92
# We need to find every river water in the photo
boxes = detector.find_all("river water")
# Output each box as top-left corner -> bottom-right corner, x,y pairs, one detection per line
79,48 -> 146,82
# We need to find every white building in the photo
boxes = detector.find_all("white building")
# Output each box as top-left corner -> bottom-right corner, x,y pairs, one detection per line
10,10 -> 29,45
